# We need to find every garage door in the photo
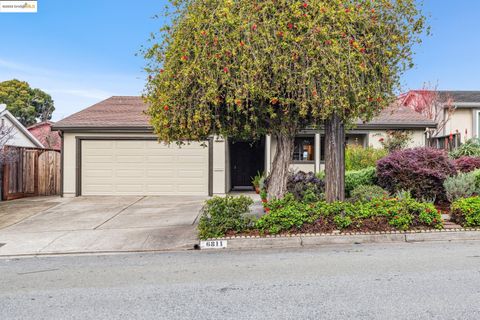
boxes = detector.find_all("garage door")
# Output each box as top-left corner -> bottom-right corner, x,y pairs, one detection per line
81,139 -> 209,196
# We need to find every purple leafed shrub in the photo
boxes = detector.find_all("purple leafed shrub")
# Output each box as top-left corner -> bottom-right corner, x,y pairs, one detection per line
453,156 -> 480,173
376,147 -> 456,201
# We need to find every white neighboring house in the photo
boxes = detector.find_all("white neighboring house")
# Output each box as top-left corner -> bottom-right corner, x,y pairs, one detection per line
0,105 -> 44,148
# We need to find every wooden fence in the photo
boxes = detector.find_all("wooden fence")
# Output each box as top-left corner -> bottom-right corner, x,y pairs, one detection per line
1,146 -> 61,201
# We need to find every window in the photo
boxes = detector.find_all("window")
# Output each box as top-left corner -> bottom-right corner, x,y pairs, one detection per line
293,137 -> 315,161
320,136 -> 325,161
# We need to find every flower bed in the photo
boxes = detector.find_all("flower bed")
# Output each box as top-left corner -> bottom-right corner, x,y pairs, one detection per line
451,196 -> 480,227
197,194 -> 443,240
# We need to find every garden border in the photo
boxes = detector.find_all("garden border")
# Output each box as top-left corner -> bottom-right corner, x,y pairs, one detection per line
201,228 -> 480,250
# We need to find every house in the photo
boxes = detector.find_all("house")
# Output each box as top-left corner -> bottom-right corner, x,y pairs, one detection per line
53,96 -> 436,197
27,121 -> 61,151
0,106 -> 44,149
400,90 -> 480,144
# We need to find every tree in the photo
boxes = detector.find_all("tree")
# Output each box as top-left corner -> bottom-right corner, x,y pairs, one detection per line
144,0 -> 427,201
398,83 -> 455,142
31,88 -> 55,122
0,79 -> 55,126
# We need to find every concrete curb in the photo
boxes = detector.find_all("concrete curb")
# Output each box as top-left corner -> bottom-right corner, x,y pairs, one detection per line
203,229 -> 480,250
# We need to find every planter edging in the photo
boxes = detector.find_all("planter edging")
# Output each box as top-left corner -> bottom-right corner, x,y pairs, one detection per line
201,228 -> 480,250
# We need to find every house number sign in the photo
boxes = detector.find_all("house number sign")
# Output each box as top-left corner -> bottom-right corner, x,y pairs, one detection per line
200,240 -> 227,249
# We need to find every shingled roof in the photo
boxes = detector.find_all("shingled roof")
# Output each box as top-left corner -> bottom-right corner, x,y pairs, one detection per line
54,96 -> 436,131
438,91 -> 480,103
53,96 -> 150,129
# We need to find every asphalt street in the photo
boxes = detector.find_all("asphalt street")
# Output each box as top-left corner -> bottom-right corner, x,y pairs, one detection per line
1,241 -> 480,319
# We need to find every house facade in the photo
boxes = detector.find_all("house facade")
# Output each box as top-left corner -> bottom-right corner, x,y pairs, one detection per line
400,90 -> 480,146
0,107 -> 44,148
27,121 -> 61,151
53,96 -> 435,198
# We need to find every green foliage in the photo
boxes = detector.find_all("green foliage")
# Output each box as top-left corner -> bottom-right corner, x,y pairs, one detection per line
349,185 -> 389,203
345,145 -> 387,171
451,196 -> 480,227
345,167 -> 376,196
255,194 -> 312,234
443,172 -> 477,203
198,195 -> 253,239
333,215 -> 352,229
378,130 -> 412,152
472,169 -> 480,190
255,195 -> 442,234
251,171 -> 263,187
0,79 -> 54,126
144,0 -> 426,142
450,138 -> 480,159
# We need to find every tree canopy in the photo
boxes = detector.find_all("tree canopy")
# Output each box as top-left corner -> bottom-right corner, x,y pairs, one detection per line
144,0 -> 426,142
0,79 -> 55,126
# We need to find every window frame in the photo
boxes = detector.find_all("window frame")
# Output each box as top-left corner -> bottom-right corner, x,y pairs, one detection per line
292,135 -> 315,164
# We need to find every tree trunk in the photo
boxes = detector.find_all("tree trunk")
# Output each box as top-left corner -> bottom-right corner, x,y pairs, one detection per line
267,134 -> 295,200
325,112 -> 345,202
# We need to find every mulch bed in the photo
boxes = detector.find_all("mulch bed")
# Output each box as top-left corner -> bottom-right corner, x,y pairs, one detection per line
225,216 -> 436,238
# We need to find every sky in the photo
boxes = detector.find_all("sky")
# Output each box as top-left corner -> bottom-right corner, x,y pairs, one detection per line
0,0 -> 479,121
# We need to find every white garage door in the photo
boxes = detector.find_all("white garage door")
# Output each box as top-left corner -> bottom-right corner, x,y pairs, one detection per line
81,139 -> 209,196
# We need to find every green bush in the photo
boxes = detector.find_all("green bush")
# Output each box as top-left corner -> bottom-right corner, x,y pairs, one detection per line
345,145 -> 387,171
345,167 -> 376,196
451,196 -> 480,227
198,195 -> 253,239
472,169 -> 480,190
255,194 -> 312,234
450,138 -> 480,159
443,172 -> 477,203
255,195 -> 442,234
349,185 -> 389,203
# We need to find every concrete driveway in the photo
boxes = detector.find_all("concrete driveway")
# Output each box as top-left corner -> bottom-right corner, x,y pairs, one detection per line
0,196 -> 206,256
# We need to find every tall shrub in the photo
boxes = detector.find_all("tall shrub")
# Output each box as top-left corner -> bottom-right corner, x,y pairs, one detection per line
345,145 -> 387,171
376,147 -> 456,201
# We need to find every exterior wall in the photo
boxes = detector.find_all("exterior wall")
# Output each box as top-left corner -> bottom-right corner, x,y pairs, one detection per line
62,132 -> 223,197
1,115 -> 37,148
368,129 -> 426,149
443,108 -> 475,141
212,136 -> 227,195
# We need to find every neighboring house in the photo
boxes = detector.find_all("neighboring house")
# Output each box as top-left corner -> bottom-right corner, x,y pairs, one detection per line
53,96 -> 435,197
27,121 -> 61,151
0,107 -> 44,148
400,90 -> 480,144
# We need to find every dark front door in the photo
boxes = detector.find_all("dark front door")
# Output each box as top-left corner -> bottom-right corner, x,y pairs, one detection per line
230,139 -> 265,190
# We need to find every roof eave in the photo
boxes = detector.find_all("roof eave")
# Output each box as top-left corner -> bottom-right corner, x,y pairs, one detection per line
52,125 -> 154,133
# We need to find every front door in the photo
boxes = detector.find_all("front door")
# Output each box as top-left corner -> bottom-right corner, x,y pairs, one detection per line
230,139 -> 265,190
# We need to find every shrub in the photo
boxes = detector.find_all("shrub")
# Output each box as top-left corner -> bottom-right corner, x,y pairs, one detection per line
255,196 -> 442,234
345,145 -> 387,171
453,156 -> 480,173
450,138 -> 480,159
451,196 -> 480,227
376,147 -> 456,201
255,194 -> 313,234
198,195 -> 253,239
286,171 -> 325,202
349,185 -> 389,203
443,172 -> 477,203
345,167 -> 376,196
378,130 -> 412,153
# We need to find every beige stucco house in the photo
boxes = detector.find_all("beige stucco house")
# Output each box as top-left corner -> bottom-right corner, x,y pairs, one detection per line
53,96 -> 435,197
400,90 -> 480,148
